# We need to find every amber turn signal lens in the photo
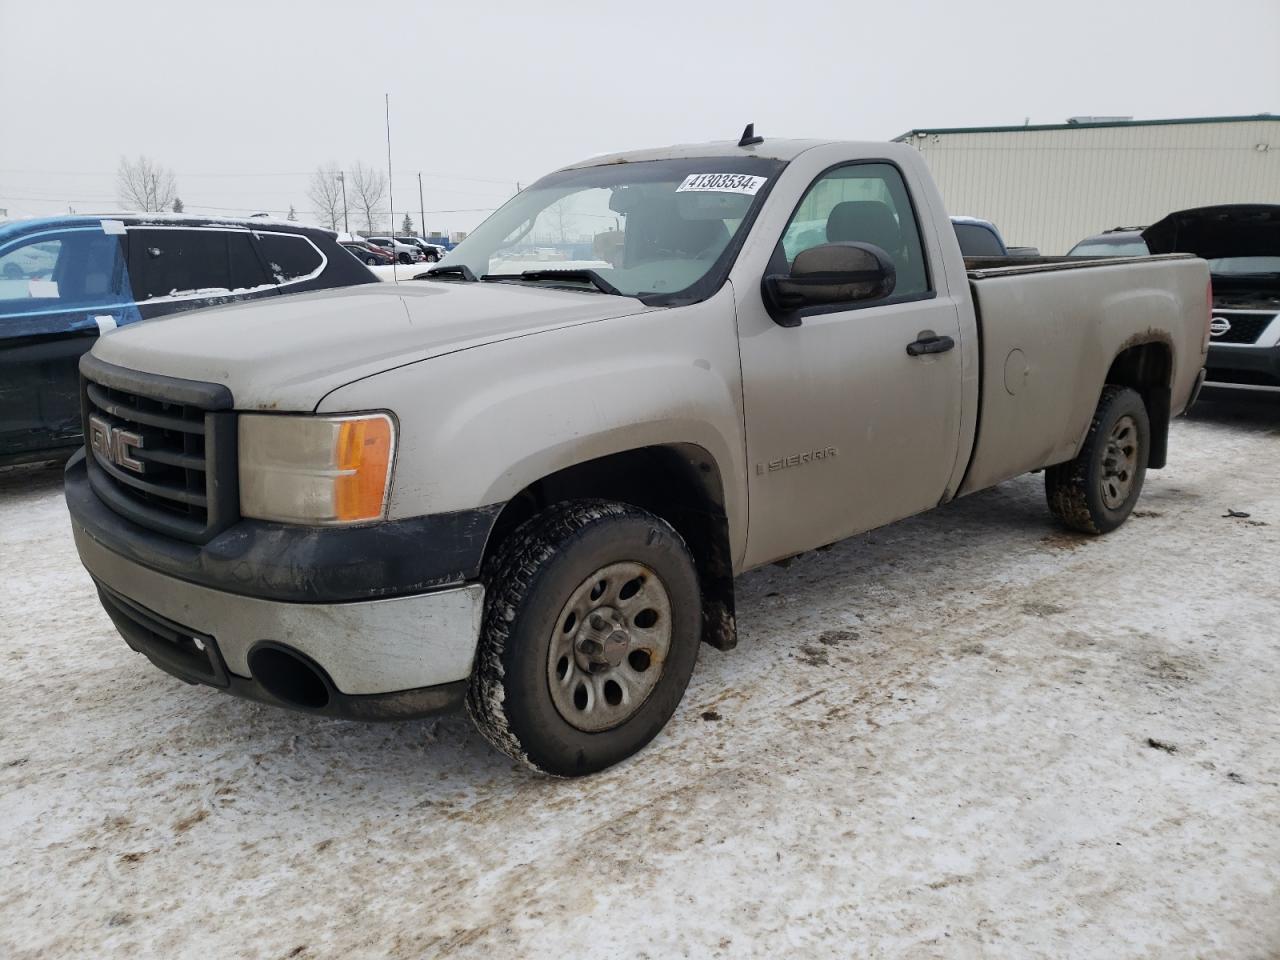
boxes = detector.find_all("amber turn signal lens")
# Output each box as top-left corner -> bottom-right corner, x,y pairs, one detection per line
334,417 -> 394,522
238,412 -> 397,525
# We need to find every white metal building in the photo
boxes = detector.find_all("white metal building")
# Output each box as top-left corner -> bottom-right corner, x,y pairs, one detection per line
894,115 -> 1280,254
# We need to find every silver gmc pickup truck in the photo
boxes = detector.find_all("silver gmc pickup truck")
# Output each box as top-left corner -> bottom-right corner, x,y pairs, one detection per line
65,133 -> 1210,775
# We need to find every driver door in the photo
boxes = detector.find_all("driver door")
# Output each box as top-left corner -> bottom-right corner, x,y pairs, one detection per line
737,161 -> 964,568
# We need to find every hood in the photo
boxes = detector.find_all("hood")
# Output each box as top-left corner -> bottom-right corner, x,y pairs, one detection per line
1142,205 -> 1280,260
91,280 -> 656,410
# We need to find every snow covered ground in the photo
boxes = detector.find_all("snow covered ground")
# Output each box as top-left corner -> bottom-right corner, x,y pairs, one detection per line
2,400 -> 1278,959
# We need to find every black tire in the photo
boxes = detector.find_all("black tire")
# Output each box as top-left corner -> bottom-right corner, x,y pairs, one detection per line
426,251 -> 440,262
1045,385 -> 1150,534
365,255 -> 378,265
468,500 -> 702,776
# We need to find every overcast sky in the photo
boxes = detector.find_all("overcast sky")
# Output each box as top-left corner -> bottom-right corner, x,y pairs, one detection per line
2,0 -> 1277,233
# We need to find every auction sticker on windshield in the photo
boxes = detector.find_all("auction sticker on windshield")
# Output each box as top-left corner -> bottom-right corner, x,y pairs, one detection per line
676,173 -> 768,195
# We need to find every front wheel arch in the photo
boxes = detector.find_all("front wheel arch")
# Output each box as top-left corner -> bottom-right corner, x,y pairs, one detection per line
481,443 -> 737,652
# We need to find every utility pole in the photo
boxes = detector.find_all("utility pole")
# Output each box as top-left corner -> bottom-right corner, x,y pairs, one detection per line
418,172 -> 425,239
337,171 -> 349,233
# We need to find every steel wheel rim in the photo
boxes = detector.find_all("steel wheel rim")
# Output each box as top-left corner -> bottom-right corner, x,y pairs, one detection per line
547,561 -> 672,733
1100,414 -> 1139,510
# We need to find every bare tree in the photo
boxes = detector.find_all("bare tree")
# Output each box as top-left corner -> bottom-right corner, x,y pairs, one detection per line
348,162 -> 387,234
540,199 -> 571,243
306,164 -> 344,231
116,156 -> 178,212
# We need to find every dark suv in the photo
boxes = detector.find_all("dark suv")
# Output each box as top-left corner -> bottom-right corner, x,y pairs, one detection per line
0,215 -> 375,465
1143,205 -> 1280,396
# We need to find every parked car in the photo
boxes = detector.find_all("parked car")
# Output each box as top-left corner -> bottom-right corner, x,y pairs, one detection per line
341,240 -> 394,265
1142,205 -> 1280,396
951,216 -> 1010,257
65,134 -> 1208,776
1067,228 -> 1150,257
366,236 -> 425,264
950,217 -> 1040,259
399,237 -> 445,262
0,215 -> 376,465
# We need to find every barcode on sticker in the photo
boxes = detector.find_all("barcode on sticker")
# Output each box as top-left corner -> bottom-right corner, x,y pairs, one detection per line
676,174 -> 768,195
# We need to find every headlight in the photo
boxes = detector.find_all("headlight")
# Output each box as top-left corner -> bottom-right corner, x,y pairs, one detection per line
238,413 -> 396,524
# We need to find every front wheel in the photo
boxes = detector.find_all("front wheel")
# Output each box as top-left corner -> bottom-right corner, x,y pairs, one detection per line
426,250 -> 440,262
1045,385 -> 1150,534
468,500 -> 702,776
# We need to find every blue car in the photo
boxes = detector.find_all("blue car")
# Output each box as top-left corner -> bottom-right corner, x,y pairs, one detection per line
0,215 -> 375,465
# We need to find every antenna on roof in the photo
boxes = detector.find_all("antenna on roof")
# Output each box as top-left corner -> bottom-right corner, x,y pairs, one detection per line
738,123 -> 763,147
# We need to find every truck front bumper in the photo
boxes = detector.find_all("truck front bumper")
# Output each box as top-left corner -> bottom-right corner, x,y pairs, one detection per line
1203,342 -> 1280,395
66,452 -> 486,721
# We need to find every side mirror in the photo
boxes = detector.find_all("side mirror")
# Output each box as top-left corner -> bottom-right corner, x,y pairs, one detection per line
763,241 -> 896,323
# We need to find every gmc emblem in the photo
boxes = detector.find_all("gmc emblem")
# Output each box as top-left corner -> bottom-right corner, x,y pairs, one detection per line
88,414 -> 146,472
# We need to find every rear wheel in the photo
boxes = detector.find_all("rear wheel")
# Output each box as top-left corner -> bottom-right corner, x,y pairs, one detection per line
1045,385 -> 1150,534
468,500 -> 701,776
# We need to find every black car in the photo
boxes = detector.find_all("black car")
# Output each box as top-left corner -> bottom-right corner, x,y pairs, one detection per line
0,215 -> 376,465
1142,205 -> 1280,397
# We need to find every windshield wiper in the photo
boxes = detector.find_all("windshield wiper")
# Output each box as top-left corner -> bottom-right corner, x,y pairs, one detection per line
421,263 -> 477,281
481,268 -> 624,296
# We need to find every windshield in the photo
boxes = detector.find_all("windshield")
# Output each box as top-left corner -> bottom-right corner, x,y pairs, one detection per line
438,157 -> 785,301
1207,256 -> 1280,276
1068,239 -> 1149,257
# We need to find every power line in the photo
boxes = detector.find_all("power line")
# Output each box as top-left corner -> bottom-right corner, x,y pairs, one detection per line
0,167 -> 521,184
0,193 -> 499,216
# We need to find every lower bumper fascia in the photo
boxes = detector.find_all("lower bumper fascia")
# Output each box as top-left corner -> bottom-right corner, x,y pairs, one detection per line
95,579 -> 468,721
225,673 -> 468,722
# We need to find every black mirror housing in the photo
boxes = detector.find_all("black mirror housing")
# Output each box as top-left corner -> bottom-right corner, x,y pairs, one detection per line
763,242 -> 897,322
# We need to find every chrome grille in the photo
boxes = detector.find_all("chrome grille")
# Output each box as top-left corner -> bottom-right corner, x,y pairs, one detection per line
1209,312 -> 1276,345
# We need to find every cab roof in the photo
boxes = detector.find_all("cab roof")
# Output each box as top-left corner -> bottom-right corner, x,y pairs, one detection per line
563,138 -> 839,170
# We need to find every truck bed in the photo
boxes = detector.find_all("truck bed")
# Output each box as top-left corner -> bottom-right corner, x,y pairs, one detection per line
955,253 -> 1207,497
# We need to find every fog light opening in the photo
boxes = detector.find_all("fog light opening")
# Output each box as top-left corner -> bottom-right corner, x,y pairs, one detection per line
247,645 -> 331,710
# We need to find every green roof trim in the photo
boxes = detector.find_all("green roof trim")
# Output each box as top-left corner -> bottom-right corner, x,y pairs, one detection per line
893,113 -> 1278,141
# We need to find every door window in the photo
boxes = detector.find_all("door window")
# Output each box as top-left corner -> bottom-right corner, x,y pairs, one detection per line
779,162 -> 930,298
0,231 -> 127,310
128,228 -> 269,301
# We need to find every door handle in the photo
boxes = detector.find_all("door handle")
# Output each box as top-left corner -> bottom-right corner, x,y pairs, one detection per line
906,331 -> 956,357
